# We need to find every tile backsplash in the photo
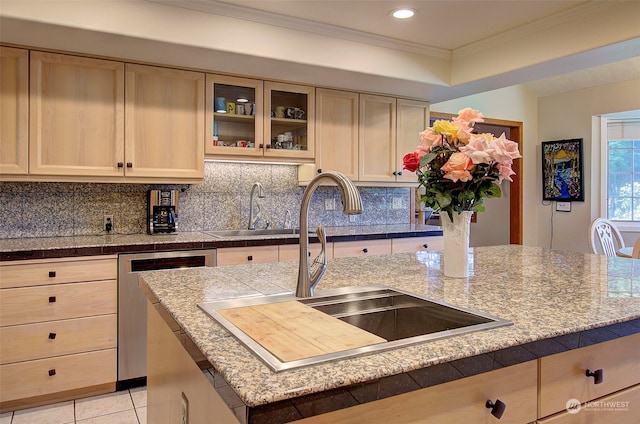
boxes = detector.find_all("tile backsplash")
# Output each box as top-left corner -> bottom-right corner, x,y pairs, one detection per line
0,162 -> 411,239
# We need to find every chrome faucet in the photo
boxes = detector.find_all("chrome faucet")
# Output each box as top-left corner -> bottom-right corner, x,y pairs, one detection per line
248,182 -> 265,230
296,171 -> 362,298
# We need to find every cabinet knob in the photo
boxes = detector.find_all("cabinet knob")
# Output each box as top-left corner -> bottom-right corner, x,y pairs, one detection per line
362,248 -> 368,253
317,169 -> 322,174
397,171 -> 402,176
49,296 -> 56,303
117,162 -> 124,168
126,162 -> 133,168
48,369 -> 56,376
259,144 -> 264,149
392,171 -> 397,176
586,369 -> 604,384
486,399 -> 506,419
247,255 -> 253,261
422,243 -> 428,249
48,332 -> 57,340
48,271 -> 56,278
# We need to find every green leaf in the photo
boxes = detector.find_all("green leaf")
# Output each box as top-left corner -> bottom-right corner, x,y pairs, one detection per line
435,192 -> 452,209
420,152 -> 438,166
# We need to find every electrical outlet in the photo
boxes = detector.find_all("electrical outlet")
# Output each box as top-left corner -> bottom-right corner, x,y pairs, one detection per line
349,215 -> 358,223
392,198 -> 402,209
324,198 -> 336,211
103,215 -> 114,232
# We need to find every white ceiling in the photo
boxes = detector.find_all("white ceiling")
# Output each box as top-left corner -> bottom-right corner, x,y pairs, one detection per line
163,0 -> 640,98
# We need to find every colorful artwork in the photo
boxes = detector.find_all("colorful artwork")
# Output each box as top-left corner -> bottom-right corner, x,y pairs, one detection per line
542,139 -> 584,201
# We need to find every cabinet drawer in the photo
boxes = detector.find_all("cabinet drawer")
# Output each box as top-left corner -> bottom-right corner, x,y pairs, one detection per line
538,384 -> 640,424
0,280 -> 116,326
332,239 -> 391,258
297,360 -> 537,424
391,236 -> 443,254
278,243 -> 333,262
216,246 -> 279,266
539,333 -> 640,418
0,348 -> 116,403
0,256 -> 117,289
0,314 -> 116,364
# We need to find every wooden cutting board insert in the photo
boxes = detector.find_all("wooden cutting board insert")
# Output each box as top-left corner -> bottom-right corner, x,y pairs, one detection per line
218,300 -> 386,362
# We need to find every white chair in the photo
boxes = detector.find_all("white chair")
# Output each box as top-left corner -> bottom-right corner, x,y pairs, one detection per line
589,218 -> 625,256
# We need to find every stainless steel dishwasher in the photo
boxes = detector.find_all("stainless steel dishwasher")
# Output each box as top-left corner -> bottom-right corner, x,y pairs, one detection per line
117,249 -> 216,390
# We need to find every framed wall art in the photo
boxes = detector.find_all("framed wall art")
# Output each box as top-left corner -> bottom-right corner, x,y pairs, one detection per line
542,138 -> 585,201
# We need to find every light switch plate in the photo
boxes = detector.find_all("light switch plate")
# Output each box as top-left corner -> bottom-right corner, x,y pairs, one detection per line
556,201 -> 571,212
324,198 -> 336,210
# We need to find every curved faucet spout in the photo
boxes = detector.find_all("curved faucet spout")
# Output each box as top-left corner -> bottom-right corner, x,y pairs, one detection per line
248,182 -> 265,230
296,171 -> 362,298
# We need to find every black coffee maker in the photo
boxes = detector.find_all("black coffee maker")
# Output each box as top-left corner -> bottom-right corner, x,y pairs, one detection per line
147,189 -> 178,234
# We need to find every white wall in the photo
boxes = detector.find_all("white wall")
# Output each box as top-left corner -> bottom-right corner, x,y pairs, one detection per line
431,85 -> 539,247
433,78 -> 640,251
538,78 -> 640,252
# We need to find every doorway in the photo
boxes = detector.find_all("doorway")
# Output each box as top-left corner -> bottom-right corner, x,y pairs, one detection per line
430,112 -> 523,244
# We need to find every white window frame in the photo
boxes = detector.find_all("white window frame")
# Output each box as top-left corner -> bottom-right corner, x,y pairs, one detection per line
600,112 -> 640,233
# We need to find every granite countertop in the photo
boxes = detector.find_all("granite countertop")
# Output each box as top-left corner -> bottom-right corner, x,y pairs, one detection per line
139,245 -> 640,409
0,224 -> 442,260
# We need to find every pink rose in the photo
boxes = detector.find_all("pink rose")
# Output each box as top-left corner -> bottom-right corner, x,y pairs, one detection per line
455,108 -> 484,125
441,152 -> 473,182
403,152 -> 421,172
459,133 -> 494,164
490,133 -> 522,164
417,129 -> 443,153
497,162 -> 516,183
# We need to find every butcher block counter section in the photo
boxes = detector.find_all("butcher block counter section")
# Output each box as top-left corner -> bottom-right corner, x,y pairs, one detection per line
139,245 -> 640,423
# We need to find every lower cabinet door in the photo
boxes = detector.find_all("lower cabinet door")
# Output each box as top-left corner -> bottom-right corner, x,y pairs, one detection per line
294,360 -> 537,424
216,246 -> 279,266
0,348 -> 116,403
537,384 -> 640,424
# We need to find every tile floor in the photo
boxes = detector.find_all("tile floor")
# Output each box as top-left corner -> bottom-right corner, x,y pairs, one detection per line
0,387 -> 146,424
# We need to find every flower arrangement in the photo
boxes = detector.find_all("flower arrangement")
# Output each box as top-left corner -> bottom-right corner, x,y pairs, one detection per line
403,108 -> 521,222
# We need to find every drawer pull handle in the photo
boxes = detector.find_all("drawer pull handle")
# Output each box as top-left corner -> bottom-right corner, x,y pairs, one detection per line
48,271 -> 56,278
486,399 -> 506,419
48,332 -> 57,340
362,248 -> 368,253
586,369 -> 604,384
48,369 -> 56,376
49,296 -> 56,303
422,243 -> 428,248
247,255 -> 253,261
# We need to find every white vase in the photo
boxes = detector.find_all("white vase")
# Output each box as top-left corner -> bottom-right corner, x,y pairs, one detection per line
441,211 -> 472,278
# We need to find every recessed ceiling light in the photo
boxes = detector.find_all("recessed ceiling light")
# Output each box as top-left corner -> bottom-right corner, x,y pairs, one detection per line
391,8 -> 416,19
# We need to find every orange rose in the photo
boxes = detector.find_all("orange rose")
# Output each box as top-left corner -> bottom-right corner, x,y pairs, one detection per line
441,152 -> 473,182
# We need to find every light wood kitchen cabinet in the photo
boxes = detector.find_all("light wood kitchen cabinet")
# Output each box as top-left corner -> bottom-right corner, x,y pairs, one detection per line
314,88 -> 359,181
264,81 -> 315,161
395,98 -> 429,183
537,384 -> 640,423
216,245 -> 279,266
358,94 -> 396,182
332,239 -> 392,258
0,256 -> 117,412
125,63 -> 204,180
205,74 -> 264,158
278,242 -> 334,262
147,299 -> 240,424
538,332 -> 640,419
391,236 -> 443,254
298,360 -> 537,424
29,51 -> 125,178
0,46 -> 29,175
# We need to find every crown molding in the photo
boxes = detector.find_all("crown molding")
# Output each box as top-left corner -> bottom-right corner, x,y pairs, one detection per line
148,0 -> 451,59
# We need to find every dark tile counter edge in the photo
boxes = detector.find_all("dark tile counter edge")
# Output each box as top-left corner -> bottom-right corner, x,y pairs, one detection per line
245,318 -> 640,423
0,231 -> 443,261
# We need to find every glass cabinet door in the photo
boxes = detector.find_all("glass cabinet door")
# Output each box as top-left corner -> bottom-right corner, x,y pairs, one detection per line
264,81 -> 315,160
205,74 -> 263,157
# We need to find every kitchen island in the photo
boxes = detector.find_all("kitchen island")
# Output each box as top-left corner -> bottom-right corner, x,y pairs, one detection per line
139,246 -> 640,423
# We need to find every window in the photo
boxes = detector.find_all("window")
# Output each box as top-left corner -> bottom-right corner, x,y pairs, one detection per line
606,119 -> 640,221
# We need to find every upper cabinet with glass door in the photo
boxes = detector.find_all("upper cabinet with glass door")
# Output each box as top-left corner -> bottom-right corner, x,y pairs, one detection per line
205,74 -> 264,158
264,81 -> 314,161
